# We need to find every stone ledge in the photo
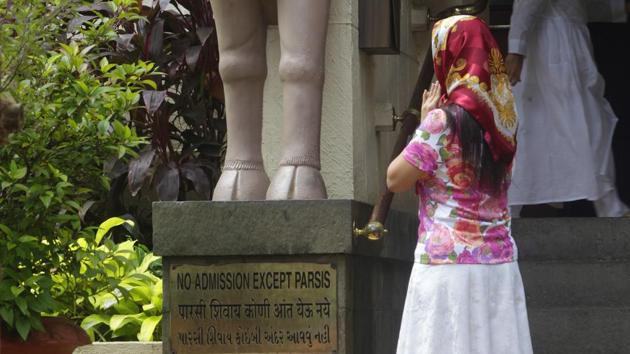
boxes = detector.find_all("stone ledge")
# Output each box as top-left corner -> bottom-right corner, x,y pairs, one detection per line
528,307 -> 630,354
520,261 -> 630,307
73,342 -> 161,354
513,218 -> 630,261
153,199 -> 417,261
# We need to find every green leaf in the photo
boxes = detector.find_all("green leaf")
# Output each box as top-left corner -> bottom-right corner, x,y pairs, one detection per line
99,175 -> 111,190
0,306 -> 14,326
75,80 -> 90,94
81,313 -> 110,331
39,192 -> 53,208
77,238 -> 89,250
80,44 -> 96,57
114,299 -> 140,314
112,323 -> 141,339
421,131 -> 431,140
127,283 -> 151,303
10,286 -> 24,297
15,314 -> 31,341
65,200 -> 81,210
24,275 -> 42,287
141,79 -> 157,90
150,288 -> 162,311
99,57 -> 109,71
126,273 -> 156,285
117,145 -> 126,158
101,64 -> 116,73
112,120 -> 125,136
0,283 -> 14,301
138,315 -> 161,341
93,291 -> 119,310
30,316 -> 45,332
36,292 -> 57,313
142,303 -> 156,313
137,254 -> 160,273
10,167 -> 27,180
28,298 -> 48,313
98,120 -> 110,135
109,314 -> 141,331
95,217 -> 134,245
0,223 -> 13,236
15,296 -> 28,315
18,235 -> 38,243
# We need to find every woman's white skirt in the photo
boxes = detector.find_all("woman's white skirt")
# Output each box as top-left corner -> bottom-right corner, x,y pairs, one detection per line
396,262 -> 533,354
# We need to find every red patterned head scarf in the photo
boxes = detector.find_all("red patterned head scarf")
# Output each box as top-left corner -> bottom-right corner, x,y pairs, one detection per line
432,15 -> 517,163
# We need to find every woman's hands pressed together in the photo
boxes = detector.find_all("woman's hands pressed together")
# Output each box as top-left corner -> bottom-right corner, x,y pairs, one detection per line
421,81 -> 441,122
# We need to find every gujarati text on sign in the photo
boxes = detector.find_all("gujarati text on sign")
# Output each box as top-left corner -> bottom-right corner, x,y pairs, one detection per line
169,262 -> 337,353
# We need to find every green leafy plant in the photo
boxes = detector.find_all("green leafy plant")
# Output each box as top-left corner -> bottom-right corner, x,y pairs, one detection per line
113,0 -> 225,201
52,217 -> 163,342
0,0 -> 79,91
0,2 -> 157,340
86,0 -> 226,239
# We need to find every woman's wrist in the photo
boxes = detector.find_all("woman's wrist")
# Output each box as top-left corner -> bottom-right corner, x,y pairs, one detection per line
419,110 -> 427,123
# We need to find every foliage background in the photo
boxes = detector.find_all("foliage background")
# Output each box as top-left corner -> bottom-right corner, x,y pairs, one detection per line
99,0 -> 226,242
0,0 -> 224,341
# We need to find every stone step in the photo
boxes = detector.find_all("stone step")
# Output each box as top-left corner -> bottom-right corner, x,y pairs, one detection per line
528,307 -> 630,354
513,218 -> 630,353
512,218 -> 630,262
519,261 -> 630,308
74,342 -> 160,354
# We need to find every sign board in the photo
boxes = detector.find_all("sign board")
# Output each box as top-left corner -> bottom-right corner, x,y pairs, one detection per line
169,262 -> 337,353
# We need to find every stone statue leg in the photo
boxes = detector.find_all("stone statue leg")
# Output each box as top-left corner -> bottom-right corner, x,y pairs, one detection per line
210,0 -> 270,201
266,0 -> 331,200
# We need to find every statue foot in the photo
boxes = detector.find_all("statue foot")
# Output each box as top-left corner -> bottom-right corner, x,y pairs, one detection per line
266,165 -> 327,200
212,161 -> 270,201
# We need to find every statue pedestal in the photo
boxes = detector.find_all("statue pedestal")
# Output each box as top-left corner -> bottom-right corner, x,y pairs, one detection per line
153,200 -> 417,354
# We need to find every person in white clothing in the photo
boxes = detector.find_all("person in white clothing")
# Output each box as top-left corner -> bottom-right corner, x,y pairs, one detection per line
506,0 -> 630,217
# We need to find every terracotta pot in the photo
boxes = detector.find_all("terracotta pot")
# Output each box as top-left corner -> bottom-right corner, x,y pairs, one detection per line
1,317 -> 91,354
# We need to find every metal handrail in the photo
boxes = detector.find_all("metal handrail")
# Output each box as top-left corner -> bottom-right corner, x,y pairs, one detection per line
354,0 -> 490,241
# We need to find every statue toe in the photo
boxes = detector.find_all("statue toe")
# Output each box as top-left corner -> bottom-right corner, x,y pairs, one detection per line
266,165 -> 327,200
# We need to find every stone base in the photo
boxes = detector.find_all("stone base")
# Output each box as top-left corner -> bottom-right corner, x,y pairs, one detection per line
153,200 -> 418,354
73,342 -> 161,354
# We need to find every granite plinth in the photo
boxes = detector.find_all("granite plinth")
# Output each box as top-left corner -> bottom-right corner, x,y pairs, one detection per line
153,200 -> 417,354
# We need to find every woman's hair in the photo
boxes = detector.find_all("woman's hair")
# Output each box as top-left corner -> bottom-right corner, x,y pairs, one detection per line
441,104 -> 509,194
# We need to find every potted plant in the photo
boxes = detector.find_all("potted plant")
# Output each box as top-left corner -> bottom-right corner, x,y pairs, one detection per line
0,1 -> 156,350
63,217 -> 163,342
0,216 -> 163,352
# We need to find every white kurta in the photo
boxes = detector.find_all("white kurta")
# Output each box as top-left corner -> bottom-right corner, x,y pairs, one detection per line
507,0 -> 628,209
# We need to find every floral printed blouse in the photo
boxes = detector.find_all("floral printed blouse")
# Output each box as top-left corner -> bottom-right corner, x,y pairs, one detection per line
403,108 -> 517,265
